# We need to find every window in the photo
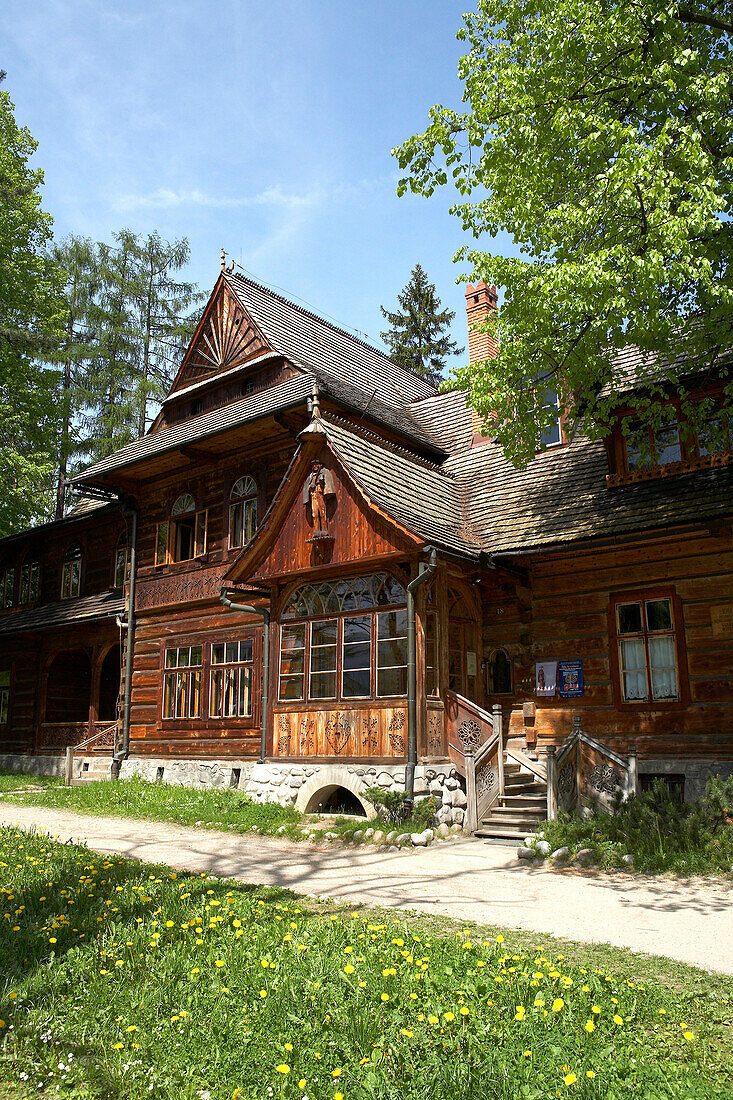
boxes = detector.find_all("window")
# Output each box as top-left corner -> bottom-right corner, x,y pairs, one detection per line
696,409 -> 731,457
156,494 -> 207,566
640,773 -> 685,801
1,568 -> 15,609
0,670 -> 9,723
229,476 -> 258,549
612,594 -> 680,703
61,546 -> 82,599
425,611 -> 439,697
114,533 -> 128,589
278,574 -> 408,702
625,414 -> 682,470
19,561 -> 40,605
488,649 -> 513,695
190,398 -> 204,417
540,387 -> 563,449
210,640 -> 253,718
162,646 -> 202,719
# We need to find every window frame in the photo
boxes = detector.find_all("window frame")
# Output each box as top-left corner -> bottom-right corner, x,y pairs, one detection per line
60,545 -> 82,600
113,531 -> 128,590
159,633 -> 260,728
155,494 -> 207,567
228,475 -> 259,550
0,667 -> 11,725
19,560 -> 40,605
1,567 -> 15,609
608,587 -> 689,711
209,639 -> 255,720
487,647 -> 513,696
277,597 -> 409,705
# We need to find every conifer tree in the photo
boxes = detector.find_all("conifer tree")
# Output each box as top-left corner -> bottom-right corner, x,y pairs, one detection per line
380,264 -> 463,386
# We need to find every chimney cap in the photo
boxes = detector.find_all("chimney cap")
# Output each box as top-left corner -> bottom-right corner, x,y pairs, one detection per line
465,281 -> 497,301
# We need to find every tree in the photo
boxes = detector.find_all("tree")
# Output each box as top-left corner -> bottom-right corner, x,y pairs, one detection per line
0,73 -> 65,535
393,2 -> 733,464
380,264 -> 463,386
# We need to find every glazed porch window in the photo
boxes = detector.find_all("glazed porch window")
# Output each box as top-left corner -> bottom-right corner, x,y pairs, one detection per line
278,574 -> 408,702
616,597 -> 679,703
156,493 -> 207,565
162,646 -> 202,719
61,546 -> 82,599
19,561 -> 40,605
228,476 -> 258,548
209,640 -> 253,718
425,611 -> 439,697
1,568 -> 15,608
0,670 -> 9,723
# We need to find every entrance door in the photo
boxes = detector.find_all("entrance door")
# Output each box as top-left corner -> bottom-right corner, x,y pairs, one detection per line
447,586 -> 480,702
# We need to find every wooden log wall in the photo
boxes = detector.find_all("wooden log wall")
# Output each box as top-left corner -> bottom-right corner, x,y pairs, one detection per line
481,525 -> 733,761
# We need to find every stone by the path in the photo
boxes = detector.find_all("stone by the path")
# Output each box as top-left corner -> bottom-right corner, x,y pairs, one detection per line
517,846 -> 535,860
535,840 -> 551,857
550,846 -> 570,862
576,848 -> 596,866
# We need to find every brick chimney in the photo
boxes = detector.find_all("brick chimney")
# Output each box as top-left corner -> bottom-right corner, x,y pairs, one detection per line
465,282 -> 499,442
465,282 -> 498,365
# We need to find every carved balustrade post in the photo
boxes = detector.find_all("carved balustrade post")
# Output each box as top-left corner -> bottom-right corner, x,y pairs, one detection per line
464,751 -> 478,835
573,714 -> 582,805
627,744 -> 638,797
546,745 -> 557,821
493,704 -> 505,799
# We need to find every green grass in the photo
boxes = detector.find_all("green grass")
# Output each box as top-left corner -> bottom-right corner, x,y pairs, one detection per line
0,773 -> 436,846
541,776 -> 733,875
0,773 -> 59,795
0,827 -> 730,1100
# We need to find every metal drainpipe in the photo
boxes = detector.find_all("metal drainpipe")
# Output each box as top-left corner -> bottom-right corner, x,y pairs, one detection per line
219,589 -> 270,762
405,547 -> 438,802
113,505 -> 138,776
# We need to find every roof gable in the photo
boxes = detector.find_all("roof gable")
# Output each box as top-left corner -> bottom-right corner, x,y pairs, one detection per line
169,277 -> 273,396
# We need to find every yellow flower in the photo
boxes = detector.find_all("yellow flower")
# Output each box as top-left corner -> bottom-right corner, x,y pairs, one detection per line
460,1007 -> 469,1016
215,960 -> 224,968
496,935 -> 504,943
334,1093 -> 344,1100
659,1008 -> 667,1015
586,1071 -> 596,1079
298,1081 -> 306,1090
275,1064 -> 290,1075
428,1014 -> 439,1024
552,998 -> 564,1012
381,993 -> 389,1002
359,1058 -> 370,1066
233,1090 -> 242,1099
260,990 -> 267,998
523,1051 -> 532,1058
613,1015 -> 623,1026
515,1006 -> 526,1021
564,1073 -> 577,1085
233,919 -> 241,928
683,1031 -> 695,1042
126,1025 -> 138,1032
284,1043 -> 293,1052
113,1043 -> 124,1050
584,1020 -> 595,1033
591,1005 -> 601,1015
332,1068 -> 342,1078
49,937 -> 56,944
444,1012 -> 455,1022
344,964 -> 355,974
409,992 -> 418,1000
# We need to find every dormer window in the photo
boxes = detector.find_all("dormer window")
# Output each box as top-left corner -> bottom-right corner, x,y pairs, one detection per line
625,414 -> 681,470
191,398 -> 204,417
540,387 -> 563,449
229,476 -> 258,549
61,546 -> 82,599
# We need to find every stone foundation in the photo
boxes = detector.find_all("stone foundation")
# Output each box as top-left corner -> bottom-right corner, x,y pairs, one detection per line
118,757 -> 467,827
0,753 -> 66,777
638,758 -> 733,802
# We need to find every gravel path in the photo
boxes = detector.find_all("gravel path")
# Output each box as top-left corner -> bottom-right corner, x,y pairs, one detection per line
2,803 -> 731,975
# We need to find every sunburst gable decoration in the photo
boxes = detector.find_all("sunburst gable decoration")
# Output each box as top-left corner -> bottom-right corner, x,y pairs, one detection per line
180,284 -> 270,386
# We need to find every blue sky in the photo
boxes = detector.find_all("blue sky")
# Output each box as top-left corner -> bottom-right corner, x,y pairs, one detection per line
4,0 -> 506,360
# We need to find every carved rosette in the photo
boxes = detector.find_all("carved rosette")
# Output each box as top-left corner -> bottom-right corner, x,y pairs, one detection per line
388,710 -> 406,755
476,763 -> 498,800
586,762 -> 622,796
458,718 -> 482,754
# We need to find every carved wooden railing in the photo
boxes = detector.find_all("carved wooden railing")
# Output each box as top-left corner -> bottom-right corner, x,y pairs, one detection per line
446,690 -> 503,834
546,715 -> 638,821
64,721 -> 119,787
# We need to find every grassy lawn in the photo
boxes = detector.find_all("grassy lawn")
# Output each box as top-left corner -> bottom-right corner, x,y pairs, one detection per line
0,828 -> 731,1099
0,774 -> 436,845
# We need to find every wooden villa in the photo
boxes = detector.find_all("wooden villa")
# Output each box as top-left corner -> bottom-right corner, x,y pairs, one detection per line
0,264 -> 731,837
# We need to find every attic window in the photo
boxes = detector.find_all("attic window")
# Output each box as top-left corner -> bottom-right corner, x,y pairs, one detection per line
242,380 -> 255,397
190,398 -> 204,417
229,476 -> 258,548
156,494 -> 207,565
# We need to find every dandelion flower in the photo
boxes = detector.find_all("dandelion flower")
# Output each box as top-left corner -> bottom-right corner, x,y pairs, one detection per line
298,1080 -> 306,1090
344,964 -> 355,974
334,1093 -> 344,1100
381,993 -> 389,1002
444,1012 -> 455,1022
564,1073 -> 577,1085
552,998 -> 564,1012
460,1007 -> 469,1016
215,960 -> 225,968
515,1007 -> 526,1021
584,1020 -> 595,1033
613,1015 -> 623,1026
591,1005 -> 601,1015
683,1031 -> 695,1042
586,1071 -> 596,1079
275,1064 -> 290,1075
332,1069 -> 342,1078
523,1051 -> 532,1058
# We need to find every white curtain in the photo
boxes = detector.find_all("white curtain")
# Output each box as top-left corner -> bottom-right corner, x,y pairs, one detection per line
649,636 -> 678,699
621,639 -> 647,700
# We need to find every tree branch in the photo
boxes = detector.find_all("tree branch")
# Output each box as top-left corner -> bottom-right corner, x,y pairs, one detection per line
677,7 -> 733,33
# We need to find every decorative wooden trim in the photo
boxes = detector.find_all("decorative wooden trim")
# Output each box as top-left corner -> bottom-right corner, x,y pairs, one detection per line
607,451 -> 732,487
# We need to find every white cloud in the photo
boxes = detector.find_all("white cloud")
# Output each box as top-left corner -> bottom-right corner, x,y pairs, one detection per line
111,185 -> 319,213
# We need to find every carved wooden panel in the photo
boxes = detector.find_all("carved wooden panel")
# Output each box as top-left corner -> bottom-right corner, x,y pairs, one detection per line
272,705 -> 407,758
427,709 -> 445,756
137,564 -> 229,610
40,723 -> 87,749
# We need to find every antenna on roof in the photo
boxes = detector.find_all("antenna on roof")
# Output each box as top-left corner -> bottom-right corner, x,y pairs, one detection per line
220,247 -> 226,272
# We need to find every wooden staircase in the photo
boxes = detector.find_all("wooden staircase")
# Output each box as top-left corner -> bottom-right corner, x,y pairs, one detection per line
475,756 -> 547,840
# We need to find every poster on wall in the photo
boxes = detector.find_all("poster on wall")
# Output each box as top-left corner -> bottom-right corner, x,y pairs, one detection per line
558,659 -> 584,698
535,661 -> 557,697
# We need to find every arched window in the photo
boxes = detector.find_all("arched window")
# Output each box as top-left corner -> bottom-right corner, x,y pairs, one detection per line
488,648 -> 513,695
279,574 -> 408,702
156,493 -> 207,565
19,559 -> 40,605
61,546 -> 82,599
229,476 -> 258,549
113,531 -> 128,589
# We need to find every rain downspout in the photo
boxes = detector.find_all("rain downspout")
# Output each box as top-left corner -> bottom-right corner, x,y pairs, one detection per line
220,588 -> 270,762
405,547 -> 438,802
113,504 -> 138,775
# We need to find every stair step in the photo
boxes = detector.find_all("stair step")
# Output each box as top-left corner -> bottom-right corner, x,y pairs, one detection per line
482,812 -> 546,828
475,825 -> 536,840
500,795 -> 547,809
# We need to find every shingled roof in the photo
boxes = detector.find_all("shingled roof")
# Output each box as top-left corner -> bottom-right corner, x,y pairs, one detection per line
0,591 -> 124,637
301,416 -> 481,556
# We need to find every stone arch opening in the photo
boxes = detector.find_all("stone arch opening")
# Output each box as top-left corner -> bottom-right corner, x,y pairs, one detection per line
305,785 -> 367,817
295,766 -> 377,819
